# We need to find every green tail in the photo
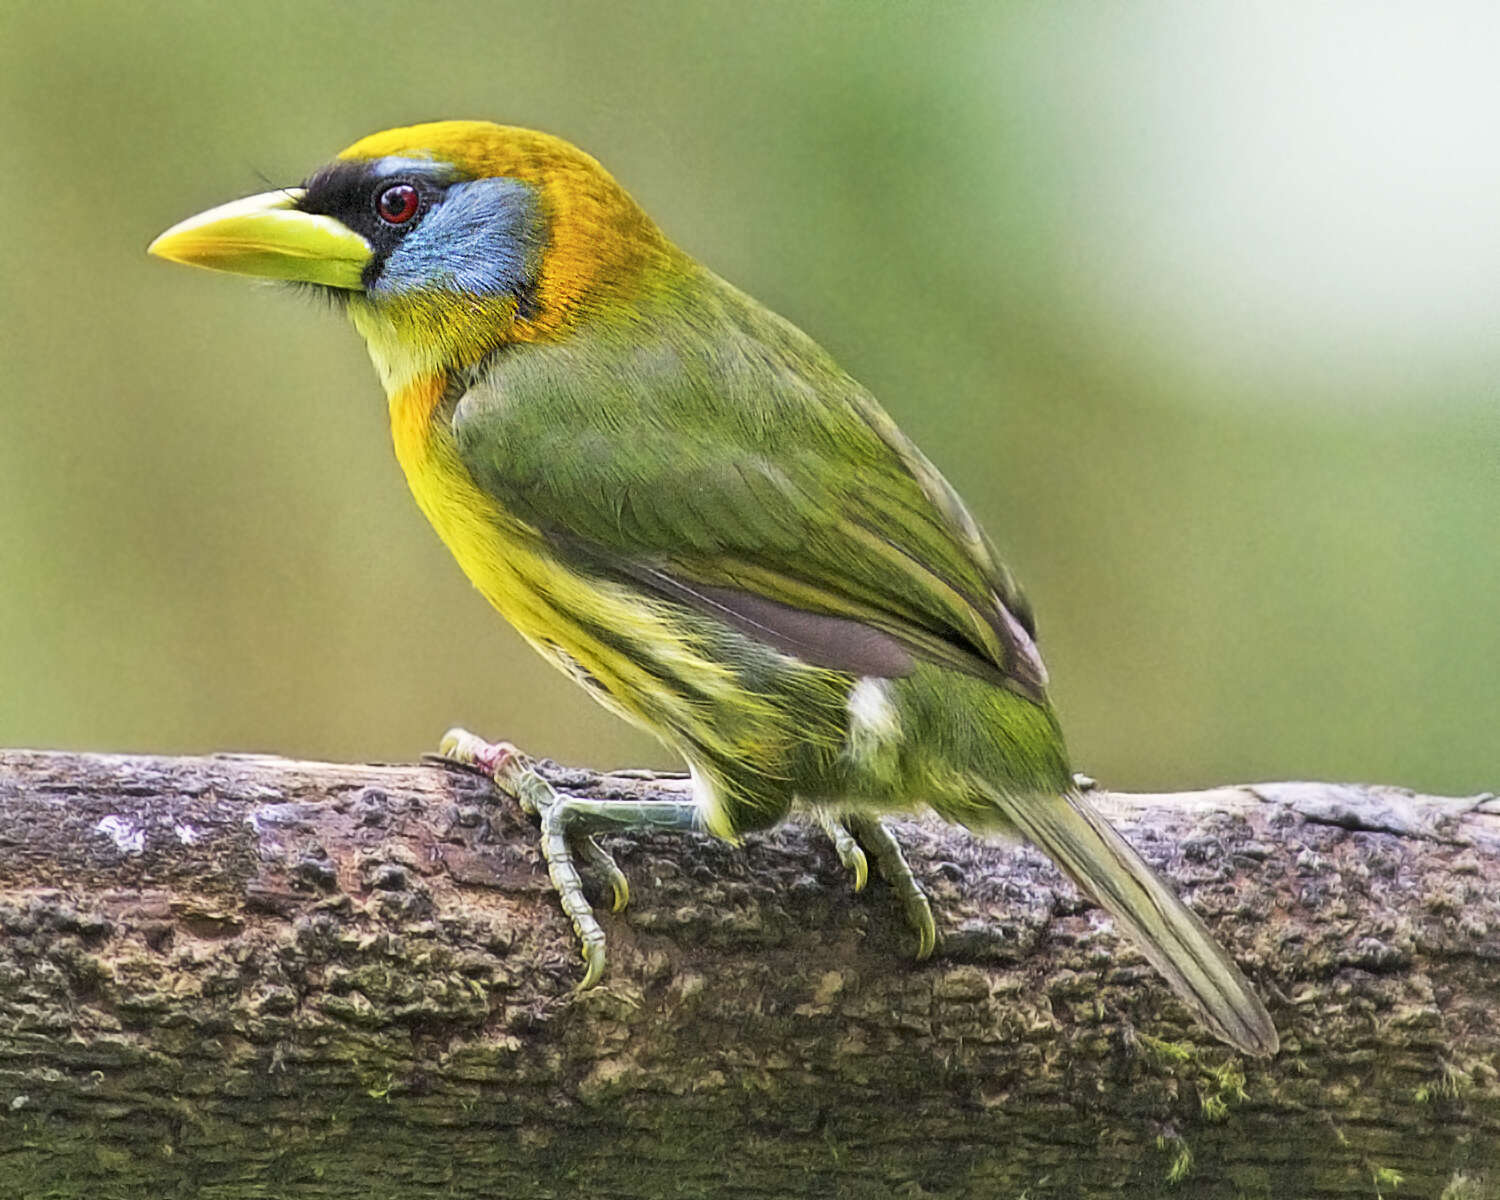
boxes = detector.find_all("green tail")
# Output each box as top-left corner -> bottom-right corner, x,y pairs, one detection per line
998,788 -> 1279,1057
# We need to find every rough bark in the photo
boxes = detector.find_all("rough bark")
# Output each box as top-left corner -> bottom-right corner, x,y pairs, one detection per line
0,749 -> 1494,1199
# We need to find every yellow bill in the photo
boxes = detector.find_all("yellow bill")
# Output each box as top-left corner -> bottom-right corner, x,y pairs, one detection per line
148,189 -> 371,290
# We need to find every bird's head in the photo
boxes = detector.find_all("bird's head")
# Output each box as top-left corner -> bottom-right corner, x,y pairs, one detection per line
149,121 -> 673,389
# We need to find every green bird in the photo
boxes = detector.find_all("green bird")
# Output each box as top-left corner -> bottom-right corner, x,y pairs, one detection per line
148,121 -> 1278,1057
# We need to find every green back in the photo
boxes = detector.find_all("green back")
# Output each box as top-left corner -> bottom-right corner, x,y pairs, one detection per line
452,264 -> 1049,700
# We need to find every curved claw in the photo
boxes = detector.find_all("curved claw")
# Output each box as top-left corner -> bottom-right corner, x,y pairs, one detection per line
575,931 -> 608,992
910,891 -> 938,961
579,837 -> 630,913
817,812 -> 869,892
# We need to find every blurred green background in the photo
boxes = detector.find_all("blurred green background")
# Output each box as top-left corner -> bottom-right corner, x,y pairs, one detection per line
1,2 -> 1495,794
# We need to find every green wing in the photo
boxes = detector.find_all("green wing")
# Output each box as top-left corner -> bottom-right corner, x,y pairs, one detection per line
452,270 -> 1048,700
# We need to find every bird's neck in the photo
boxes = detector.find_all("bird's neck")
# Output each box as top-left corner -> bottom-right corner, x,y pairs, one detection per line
347,295 -> 502,396
348,254 -> 689,399
386,370 -> 450,475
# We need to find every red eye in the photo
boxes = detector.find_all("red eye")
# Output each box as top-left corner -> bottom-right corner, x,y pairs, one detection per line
376,183 -> 420,225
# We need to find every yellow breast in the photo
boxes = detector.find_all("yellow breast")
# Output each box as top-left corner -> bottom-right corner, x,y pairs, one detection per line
383,373 -> 744,748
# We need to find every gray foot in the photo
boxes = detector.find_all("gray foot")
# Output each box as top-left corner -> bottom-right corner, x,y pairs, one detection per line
820,812 -> 937,961
437,727 -> 698,990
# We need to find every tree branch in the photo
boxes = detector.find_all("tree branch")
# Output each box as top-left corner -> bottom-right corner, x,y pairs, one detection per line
0,749 -> 1495,1198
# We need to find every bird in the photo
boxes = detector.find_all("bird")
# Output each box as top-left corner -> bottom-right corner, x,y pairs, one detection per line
148,120 -> 1278,1057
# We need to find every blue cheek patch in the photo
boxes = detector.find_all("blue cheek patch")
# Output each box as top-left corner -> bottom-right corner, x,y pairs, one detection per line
373,177 -> 544,305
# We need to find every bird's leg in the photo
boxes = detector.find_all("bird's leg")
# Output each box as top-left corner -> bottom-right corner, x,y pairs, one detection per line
435,727 -> 698,990
840,813 -> 938,961
436,728 -> 629,909
536,792 -> 703,988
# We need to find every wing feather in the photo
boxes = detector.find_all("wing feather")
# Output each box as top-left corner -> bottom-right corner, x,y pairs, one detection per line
452,269 -> 1047,699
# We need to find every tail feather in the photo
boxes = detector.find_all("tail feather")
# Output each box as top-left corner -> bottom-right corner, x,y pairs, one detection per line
997,788 -> 1279,1057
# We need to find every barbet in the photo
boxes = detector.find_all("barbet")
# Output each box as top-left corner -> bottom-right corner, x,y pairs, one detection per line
149,121 -> 1277,1056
